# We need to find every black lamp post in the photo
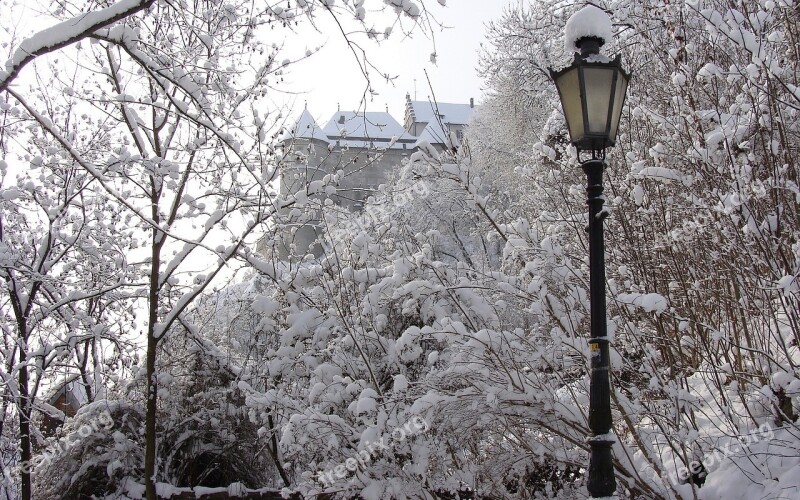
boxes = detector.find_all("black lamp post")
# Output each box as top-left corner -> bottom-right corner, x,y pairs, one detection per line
549,8 -> 630,499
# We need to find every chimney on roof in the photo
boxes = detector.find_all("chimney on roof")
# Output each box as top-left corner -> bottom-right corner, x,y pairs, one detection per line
470,98 -> 474,108
338,115 -> 345,124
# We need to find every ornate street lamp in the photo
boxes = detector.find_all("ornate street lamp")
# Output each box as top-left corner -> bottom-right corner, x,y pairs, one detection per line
549,5 -> 630,499
551,9 -> 629,156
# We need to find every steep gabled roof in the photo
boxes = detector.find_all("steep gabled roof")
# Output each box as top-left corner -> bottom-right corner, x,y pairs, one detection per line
406,100 -> 476,126
281,109 -> 329,143
322,111 -> 407,141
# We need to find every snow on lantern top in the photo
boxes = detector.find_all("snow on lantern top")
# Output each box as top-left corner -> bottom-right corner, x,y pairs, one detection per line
564,5 -> 613,53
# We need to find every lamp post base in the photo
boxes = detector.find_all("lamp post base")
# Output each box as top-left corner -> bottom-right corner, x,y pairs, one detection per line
587,438 -> 616,498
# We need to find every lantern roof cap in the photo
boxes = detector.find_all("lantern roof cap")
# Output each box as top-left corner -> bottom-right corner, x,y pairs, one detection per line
565,5 -> 613,53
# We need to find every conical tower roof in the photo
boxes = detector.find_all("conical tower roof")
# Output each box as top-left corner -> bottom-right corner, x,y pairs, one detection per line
281,109 -> 329,143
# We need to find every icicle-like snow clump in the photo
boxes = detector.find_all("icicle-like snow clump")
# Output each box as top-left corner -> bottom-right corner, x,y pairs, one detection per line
564,5 -> 613,53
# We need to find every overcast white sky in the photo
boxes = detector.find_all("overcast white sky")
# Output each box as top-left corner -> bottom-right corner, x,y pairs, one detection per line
6,0 -> 517,129
277,0 -> 518,126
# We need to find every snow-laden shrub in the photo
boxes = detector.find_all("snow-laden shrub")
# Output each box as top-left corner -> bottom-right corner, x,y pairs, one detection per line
156,328 -> 278,489
33,401 -> 144,499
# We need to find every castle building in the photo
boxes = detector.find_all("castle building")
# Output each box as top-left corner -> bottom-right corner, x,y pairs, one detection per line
272,94 -> 476,258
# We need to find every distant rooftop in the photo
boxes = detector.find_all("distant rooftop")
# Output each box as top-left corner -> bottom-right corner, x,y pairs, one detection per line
322,111 -> 407,140
281,109 -> 328,142
282,97 -> 477,150
406,99 -> 475,126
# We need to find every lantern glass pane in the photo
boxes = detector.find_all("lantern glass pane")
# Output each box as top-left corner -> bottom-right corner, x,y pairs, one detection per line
609,71 -> 629,144
583,67 -> 614,135
554,67 -> 584,142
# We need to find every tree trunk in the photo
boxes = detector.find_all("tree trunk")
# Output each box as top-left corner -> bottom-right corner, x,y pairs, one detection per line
144,320 -> 159,500
144,217 -> 163,500
17,349 -> 31,500
8,288 -> 33,500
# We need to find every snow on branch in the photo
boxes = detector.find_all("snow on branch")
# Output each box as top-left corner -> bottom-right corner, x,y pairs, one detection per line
0,0 -> 155,92
616,292 -> 668,314
384,0 -> 422,18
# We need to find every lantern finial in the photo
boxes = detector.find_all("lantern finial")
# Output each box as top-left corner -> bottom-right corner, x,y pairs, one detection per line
564,5 -> 613,54
575,36 -> 604,58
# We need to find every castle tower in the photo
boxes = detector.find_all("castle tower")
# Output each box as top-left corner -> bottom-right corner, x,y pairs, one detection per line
275,109 -> 330,258
271,99 -> 478,260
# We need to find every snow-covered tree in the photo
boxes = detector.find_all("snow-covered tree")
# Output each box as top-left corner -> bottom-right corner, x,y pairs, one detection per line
3,0 -> 797,498
0,115 -> 137,497
1,0 -> 455,498
469,1 -> 800,497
